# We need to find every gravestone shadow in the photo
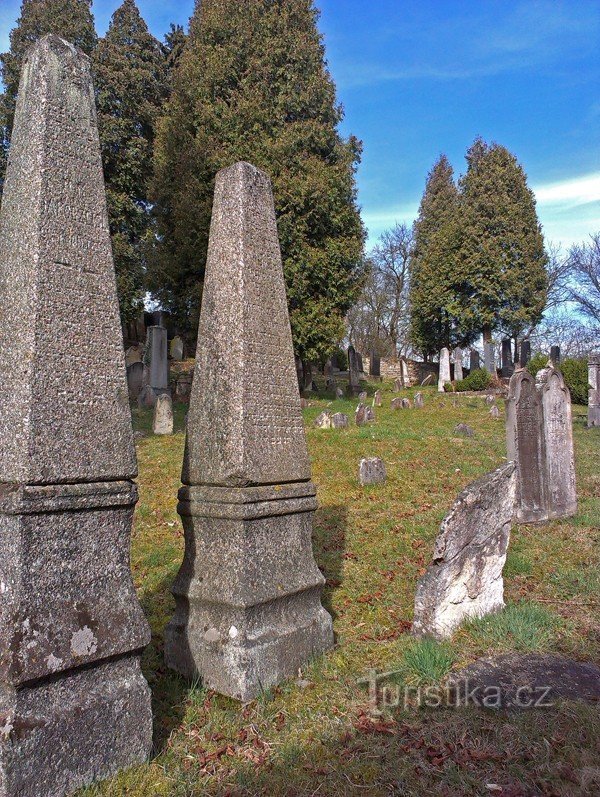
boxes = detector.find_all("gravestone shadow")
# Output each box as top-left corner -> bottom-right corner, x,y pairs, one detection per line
313,503 -> 348,632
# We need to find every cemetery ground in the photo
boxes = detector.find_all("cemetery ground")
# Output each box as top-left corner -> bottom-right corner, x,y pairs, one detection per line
86,380 -> 599,797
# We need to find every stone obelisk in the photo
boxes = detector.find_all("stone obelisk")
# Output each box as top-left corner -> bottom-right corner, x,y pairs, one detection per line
165,162 -> 333,701
0,36 -> 152,795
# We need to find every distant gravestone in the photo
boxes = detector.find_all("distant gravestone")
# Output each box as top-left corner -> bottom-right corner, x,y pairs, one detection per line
358,390 -> 367,403
454,423 -> 474,437
414,392 -> 424,408
550,345 -> 561,365
355,404 -> 367,426
348,345 -> 360,394
484,342 -> 495,374
146,325 -> 169,395
373,390 -> 382,407
325,358 -> 335,389
413,464 -> 516,639
138,383 -> 156,409
0,36 -> 151,794
359,457 -> 387,486
401,358 -> 410,387
391,397 -> 403,410
393,377 -> 403,392
335,386 -> 344,399
175,373 -> 193,403
438,347 -> 451,392
153,393 -> 174,435
370,351 -> 381,377
314,411 -> 332,429
170,335 -> 184,361
401,397 -> 411,409
501,339 -> 514,378
519,340 -> 531,367
453,347 -> 464,381
364,406 -> 376,422
331,412 -> 348,428
127,361 -> 144,400
356,352 -> 364,373
588,354 -> 600,428
164,162 -> 333,700
470,349 -> 480,371
486,394 -> 496,405
490,405 -> 500,419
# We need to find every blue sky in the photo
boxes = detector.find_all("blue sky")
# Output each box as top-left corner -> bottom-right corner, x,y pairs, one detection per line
1,0 -> 598,250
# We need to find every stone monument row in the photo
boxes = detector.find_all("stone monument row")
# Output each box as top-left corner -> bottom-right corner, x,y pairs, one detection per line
164,162 -> 334,701
0,37 -> 152,795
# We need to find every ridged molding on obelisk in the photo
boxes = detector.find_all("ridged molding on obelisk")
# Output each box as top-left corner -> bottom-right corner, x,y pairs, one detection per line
0,36 -> 152,796
165,161 -> 333,701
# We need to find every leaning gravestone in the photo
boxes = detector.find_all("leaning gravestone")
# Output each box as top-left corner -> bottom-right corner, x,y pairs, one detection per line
438,347 -> 451,392
153,393 -> 174,435
0,36 -> 152,795
506,366 -> 577,523
413,464 -> 517,639
165,163 -> 333,701
588,354 -> 600,428
453,347 -> 464,381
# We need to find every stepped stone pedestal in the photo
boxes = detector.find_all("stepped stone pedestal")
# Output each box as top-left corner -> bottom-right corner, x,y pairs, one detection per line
0,36 -> 152,796
165,162 -> 333,702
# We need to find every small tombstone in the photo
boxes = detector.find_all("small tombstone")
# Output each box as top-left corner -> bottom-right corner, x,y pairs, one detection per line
438,347 -> 451,392
373,390 -> 382,407
421,373 -> 434,386
470,349 -> 480,371
453,347 -> 464,381
355,404 -> 367,426
485,394 -> 496,405
484,342 -> 495,374
127,361 -> 144,400
391,397 -> 403,410
370,351 -> 381,378
358,457 -> 387,486
501,338 -> 514,378
490,405 -> 500,419
314,411 -> 332,429
393,377 -> 403,392
170,335 -> 184,361
358,391 -> 367,403
153,393 -> 174,435
364,406 -> 376,422
401,397 -> 411,409
519,340 -> 531,367
414,392 -> 424,408
138,384 -> 157,409
550,345 -> 561,365
401,358 -> 410,387
454,423 -> 474,437
413,464 -> 516,639
331,412 -> 348,429
588,354 -> 600,428
335,387 -> 344,400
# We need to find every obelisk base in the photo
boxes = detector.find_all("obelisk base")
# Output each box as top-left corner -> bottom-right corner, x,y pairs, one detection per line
0,656 -> 151,797
165,483 -> 334,701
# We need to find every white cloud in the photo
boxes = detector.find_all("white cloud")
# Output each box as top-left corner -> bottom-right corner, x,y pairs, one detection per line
533,172 -> 600,206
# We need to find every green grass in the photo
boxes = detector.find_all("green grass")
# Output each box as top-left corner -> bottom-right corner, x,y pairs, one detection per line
80,380 -> 600,796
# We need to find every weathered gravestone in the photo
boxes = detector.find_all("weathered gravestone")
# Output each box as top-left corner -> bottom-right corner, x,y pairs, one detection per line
414,392 -> 424,408
454,423 -> 474,437
453,347 -> 464,381
153,392 -> 174,435
370,351 -> 381,378
506,366 -> 577,523
393,377 -> 403,392
358,390 -> 367,403
588,354 -> 600,428
401,398 -> 411,409
401,358 -> 410,387
165,163 -> 333,701
391,397 -> 403,410
501,339 -> 514,378
484,342 -> 495,374
413,464 -> 517,639
170,335 -> 184,362
358,457 -> 387,486
127,360 -> 144,400
373,390 -> 382,407
550,345 -> 561,365
145,324 -> 169,397
314,411 -> 332,429
348,345 -> 360,395
490,405 -> 500,419
519,340 -> 531,367
335,386 -> 344,400
438,347 -> 451,392
470,349 -> 480,371
355,404 -> 367,426
0,36 -> 152,795
331,412 -> 348,429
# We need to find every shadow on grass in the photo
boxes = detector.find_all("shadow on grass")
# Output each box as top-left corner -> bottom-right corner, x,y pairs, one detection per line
313,504 -> 347,630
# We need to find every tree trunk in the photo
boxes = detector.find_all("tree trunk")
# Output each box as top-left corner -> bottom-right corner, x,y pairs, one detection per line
482,325 -> 492,344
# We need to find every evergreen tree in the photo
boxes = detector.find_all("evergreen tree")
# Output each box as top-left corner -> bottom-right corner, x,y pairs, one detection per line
149,0 -> 365,357
409,155 -> 474,357
459,138 -> 548,345
93,0 -> 168,323
0,0 -> 97,198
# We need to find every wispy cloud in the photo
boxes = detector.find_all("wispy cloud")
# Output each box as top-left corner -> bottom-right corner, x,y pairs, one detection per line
533,173 -> 600,207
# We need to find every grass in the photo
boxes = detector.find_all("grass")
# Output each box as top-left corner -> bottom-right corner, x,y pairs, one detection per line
80,379 -> 600,796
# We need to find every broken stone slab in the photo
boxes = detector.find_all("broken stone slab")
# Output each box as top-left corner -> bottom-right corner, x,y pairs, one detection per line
448,653 -> 600,709
454,423 -> 474,437
0,35 -> 152,794
314,411 -> 332,429
153,392 -> 174,435
331,413 -> 348,429
165,163 -> 333,701
358,457 -> 387,486
421,374 -> 434,387
412,463 -> 516,639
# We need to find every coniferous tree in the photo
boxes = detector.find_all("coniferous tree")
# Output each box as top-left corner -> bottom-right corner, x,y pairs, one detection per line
409,155 -> 474,357
93,0 -> 168,323
149,0 -> 365,357
459,138 -> 548,346
0,0 -> 97,198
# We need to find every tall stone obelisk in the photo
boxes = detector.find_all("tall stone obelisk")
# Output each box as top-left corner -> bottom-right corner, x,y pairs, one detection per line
0,36 -> 152,795
165,162 -> 333,701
